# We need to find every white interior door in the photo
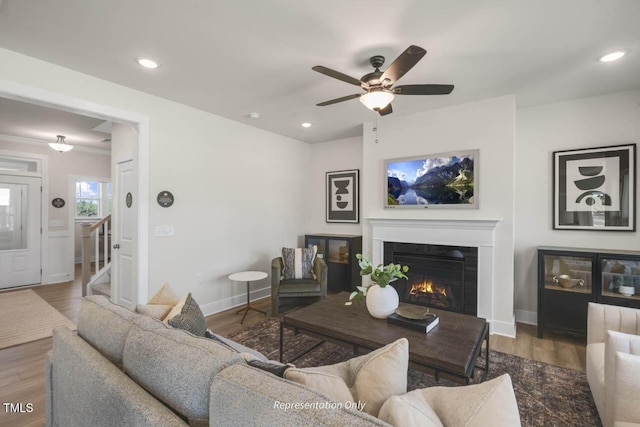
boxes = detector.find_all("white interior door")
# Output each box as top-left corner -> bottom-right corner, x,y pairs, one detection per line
113,160 -> 137,307
0,175 -> 41,288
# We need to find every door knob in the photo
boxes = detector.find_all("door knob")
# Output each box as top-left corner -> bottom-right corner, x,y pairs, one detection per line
113,243 -> 120,249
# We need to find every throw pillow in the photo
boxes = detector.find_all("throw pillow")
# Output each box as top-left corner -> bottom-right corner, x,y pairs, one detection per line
284,337 -> 409,416
134,303 -> 173,320
147,283 -> 181,306
164,293 -> 207,337
378,392 -> 444,427
414,373 -> 521,427
282,245 -> 317,280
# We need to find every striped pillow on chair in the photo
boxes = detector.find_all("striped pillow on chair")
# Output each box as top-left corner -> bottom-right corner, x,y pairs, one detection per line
282,246 -> 317,280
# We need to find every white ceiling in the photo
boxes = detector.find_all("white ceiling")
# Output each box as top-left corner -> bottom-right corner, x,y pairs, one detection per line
0,97 -> 111,150
0,0 -> 639,143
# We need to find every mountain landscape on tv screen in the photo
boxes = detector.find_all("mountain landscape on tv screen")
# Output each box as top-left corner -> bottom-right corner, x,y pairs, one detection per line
387,156 -> 474,206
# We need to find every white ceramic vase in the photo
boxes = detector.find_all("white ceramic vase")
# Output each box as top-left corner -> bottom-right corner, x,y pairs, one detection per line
365,284 -> 399,319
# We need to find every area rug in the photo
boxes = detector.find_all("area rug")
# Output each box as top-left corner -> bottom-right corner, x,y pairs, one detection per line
0,289 -> 76,349
226,317 -> 601,427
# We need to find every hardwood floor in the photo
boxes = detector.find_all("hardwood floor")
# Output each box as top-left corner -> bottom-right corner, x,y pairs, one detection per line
0,277 -> 586,427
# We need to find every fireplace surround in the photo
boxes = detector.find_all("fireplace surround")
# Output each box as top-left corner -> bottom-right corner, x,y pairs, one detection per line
368,217 -> 501,327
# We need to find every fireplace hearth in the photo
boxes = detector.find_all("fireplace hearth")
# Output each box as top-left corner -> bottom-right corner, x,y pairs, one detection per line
384,242 -> 478,315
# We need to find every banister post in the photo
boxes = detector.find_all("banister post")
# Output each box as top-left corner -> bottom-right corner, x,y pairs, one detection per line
81,223 -> 92,297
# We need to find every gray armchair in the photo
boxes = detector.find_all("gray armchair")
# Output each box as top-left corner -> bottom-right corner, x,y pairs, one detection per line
271,256 -> 327,316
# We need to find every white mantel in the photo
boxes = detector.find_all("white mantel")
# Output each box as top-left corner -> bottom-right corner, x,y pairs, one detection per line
368,217 -> 502,333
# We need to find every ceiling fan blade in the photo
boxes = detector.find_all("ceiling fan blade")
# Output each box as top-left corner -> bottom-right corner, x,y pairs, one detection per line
377,103 -> 393,116
316,93 -> 362,106
394,84 -> 454,95
380,45 -> 426,84
312,65 -> 362,86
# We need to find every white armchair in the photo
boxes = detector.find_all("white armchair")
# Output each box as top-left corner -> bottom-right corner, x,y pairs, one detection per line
587,302 -> 640,427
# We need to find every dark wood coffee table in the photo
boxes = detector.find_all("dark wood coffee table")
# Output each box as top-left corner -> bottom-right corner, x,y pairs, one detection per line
279,292 -> 489,384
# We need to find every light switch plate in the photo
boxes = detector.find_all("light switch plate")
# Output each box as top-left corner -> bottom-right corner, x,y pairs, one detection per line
154,226 -> 174,237
49,219 -> 64,227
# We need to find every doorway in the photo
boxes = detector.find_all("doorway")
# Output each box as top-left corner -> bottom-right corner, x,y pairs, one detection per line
0,174 -> 41,288
0,82 -> 150,305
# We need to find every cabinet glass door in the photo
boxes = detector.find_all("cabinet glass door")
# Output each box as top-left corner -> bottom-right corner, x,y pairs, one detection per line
601,257 -> 640,301
543,254 -> 592,294
306,237 -> 325,259
328,239 -> 349,264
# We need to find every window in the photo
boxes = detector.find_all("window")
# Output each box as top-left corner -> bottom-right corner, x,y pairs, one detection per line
75,180 -> 112,220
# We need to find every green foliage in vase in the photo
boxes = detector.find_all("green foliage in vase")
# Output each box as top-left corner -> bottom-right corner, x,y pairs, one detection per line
346,254 -> 409,305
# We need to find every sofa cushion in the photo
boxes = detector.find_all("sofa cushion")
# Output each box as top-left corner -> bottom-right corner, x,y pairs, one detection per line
284,338 -> 408,417
282,246 -> 317,280
209,363 -> 389,426
77,295 -> 136,367
278,280 -> 321,293
123,316 -> 244,427
412,374 -> 521,427
378,392 -> 443,427
51,327 -> 188,427
165,293 -> 207,337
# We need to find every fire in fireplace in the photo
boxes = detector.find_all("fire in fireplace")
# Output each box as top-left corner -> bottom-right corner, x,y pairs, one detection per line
384,242 -> 478,315
408,280 -> 455,309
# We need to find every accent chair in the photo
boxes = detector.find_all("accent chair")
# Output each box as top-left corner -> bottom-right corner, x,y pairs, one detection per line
271,256 -> 327,316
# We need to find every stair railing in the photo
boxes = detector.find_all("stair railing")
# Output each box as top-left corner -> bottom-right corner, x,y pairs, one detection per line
81,214 -> 112,297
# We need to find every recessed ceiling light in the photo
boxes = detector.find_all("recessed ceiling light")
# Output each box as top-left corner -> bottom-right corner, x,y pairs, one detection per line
136,57 -> 159,69
249,112 -> 260,119
301,122 -> 312,128
599,51 -> 627,63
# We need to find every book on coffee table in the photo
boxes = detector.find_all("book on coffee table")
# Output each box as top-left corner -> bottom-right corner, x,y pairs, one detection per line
387,313 -> 439,333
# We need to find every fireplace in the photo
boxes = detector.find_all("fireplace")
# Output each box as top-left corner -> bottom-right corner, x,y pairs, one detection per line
384,242 -> 478,315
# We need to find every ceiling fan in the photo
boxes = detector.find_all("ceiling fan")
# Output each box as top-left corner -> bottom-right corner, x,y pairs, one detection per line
312,45 -> 454,116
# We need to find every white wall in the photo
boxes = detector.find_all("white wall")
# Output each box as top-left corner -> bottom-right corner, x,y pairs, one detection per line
362,95 -> 517,335
515,90 -> 640,323
0,47 -> 310,313
306,136 -> 363,236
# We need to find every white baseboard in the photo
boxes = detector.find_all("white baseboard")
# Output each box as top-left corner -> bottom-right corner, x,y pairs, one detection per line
47,272 -> 73,284
490,317 -> 516,338
516,310 -> 537,325
200,286 -> 271,317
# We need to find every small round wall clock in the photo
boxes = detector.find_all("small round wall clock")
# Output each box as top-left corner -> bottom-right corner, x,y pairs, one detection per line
157,191 -> 174,208
51,198 -> 65,208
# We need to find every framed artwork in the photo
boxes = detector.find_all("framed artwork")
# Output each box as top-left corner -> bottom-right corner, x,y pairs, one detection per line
553,143 -> 636,231
326,169 -> 359,223
385,149 -> 479,209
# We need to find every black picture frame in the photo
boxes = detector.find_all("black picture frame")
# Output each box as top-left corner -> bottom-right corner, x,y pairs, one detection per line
553,143 -> 636,231
326,169 -> 359,223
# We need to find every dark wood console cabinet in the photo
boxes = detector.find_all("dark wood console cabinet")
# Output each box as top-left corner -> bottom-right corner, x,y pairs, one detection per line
537,246 -> 640,338
305,234 -> 362,293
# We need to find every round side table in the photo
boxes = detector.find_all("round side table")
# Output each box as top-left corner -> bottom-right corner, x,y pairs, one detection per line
228,271 -> 268,324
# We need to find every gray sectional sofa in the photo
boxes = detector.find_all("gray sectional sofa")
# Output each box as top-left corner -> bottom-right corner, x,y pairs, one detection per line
45,295 -> 387,427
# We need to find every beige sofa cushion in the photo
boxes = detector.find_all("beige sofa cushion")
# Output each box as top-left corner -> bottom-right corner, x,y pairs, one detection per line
123,315 -> 244,426
285,338 -> 408,417
613,352 -> 640,426
77,295 -> 136,366
382,374 -> 521,427
211,363 -> 388,426
378,391 -> 443,427
135,304 -> 173,320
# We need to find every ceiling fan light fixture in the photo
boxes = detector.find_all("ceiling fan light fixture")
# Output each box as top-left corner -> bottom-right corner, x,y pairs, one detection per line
48,135 -> 73,153
359,91 -> 395,111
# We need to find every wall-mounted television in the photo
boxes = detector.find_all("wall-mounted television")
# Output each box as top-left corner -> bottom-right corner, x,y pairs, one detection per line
385,149 -> 479,209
